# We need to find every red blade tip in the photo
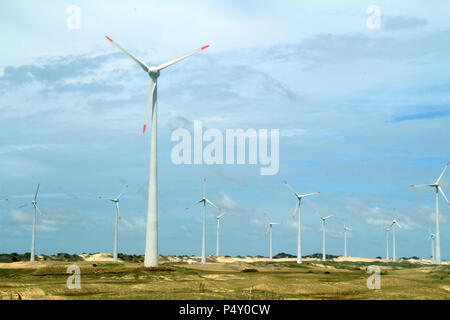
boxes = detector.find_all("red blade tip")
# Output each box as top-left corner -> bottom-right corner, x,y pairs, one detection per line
447,162 -> 449,166
185,208 -> 189,210
201,45 -> 210,50
105,35 -> 113,42
318,192 -> 321,193
284,181 -> 287,184
218,208 -> 221,210
143,124 -> 147,134
409,185 -> 414,187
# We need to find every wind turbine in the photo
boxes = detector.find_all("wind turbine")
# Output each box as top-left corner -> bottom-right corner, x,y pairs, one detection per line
384,226 -> 391,260
410,162 -> 450,265
19,184 -> 42,262
284,181 -> 320,264
264,213 -> 280,262
186,178 -> 220,264
389,210 -> 401,262
429,232 -> 436,264
99,185 -> 128,263
317,214 -> 334,261
216,211 -> 227,257
342,221 -> 352,257
106,36 -> 210,267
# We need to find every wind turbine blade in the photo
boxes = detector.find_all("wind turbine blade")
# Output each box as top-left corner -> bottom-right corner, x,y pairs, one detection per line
347,227 -> 352,231
35,205 -> 43,216
34,184 -> 40,201
283,181 -> 298,197
409,184 -> 433,188
203,178 -> 206,198
143,79 -> 156,134
265,225 -> 270,236
205,198 -> 220,210
298,192 -> 320,198
264,213 -> 271,223
292,200 -> 300,219
324,214 -> 334,220
0,198 -> 8,202
99,196 -> 114,201
19,203 -> 29,208
438,186 -> 450,205
186,199 -> 203,210
156,45 -> 210,70
436,162 -> 449,184
116,185 -> 128,200
217,211 -> 227,219
396,221 -> 402,228
105,36 -> 149,73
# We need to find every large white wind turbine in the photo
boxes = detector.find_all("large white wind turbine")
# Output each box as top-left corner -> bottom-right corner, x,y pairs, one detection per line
342,221 -> 352,257
106,36 -> 209,267
318,214 -> 334,261
389,210 -> 401,262
410,162 -> 449,265
264,213 -> 280,262
384,226 -> 391,260
186,178 -> 220,264
99,185 -> 128,263
216,211 -> 227,257
284,181 -> 320,264
429,232 -> 436,264
19,184 -> 42,262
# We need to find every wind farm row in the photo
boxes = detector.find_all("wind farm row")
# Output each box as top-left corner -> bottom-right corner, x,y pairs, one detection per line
1,162 -> 448,265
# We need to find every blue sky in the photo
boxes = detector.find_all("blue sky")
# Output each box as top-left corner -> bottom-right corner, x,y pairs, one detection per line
0,0 -> 449,259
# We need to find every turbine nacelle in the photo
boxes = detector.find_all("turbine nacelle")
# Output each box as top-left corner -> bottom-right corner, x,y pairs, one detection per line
148,67 -> 160,79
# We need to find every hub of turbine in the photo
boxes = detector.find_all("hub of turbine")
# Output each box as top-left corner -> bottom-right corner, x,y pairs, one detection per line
148,67 -> 160,79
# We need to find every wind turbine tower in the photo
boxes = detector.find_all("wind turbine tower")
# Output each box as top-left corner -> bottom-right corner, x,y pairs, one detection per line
99,185 -> 128,263
216,211 -> 227,257
106,36 -> 209,267
318,214 -> 334,261
264,213 -> 280,262
284,181 -> 320,264
19,184 -> 42,262
390,210 -> 401,262
186,178 -> 220,264
410,162 -> 450,265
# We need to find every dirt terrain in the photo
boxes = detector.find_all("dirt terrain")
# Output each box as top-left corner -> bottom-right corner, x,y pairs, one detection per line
0,255 -> 448,300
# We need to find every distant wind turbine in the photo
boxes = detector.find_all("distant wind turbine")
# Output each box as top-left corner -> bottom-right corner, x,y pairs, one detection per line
429,232 -> 436,264
284,181 -> 320,264
186,178 -> 220,264
99,185 -> 128,263
106,36 -> 210,267
410,162 -> 450,265
264,213 -> 280,262
0,197 -> 7,202
19,184 -> 42,262
317,214 -> 334,261
384,226 -> 391,260
216,211 -> 227,257
389,209 -> 401,262
342,221 -> 352,257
